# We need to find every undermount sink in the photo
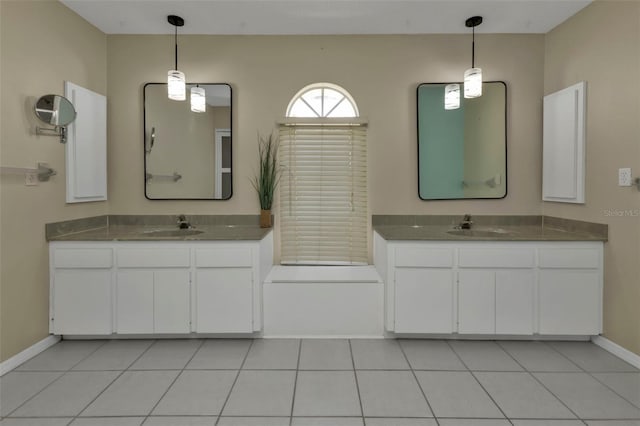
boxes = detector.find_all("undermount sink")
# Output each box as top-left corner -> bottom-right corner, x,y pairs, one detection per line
143,229 -> 204,237
447,228 -> 509,237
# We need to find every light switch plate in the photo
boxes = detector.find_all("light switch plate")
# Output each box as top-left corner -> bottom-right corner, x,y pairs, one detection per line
618,168 -> 632,186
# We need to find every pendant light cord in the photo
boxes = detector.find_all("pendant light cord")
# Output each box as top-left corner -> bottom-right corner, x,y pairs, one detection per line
471,26 -> 475,68
174,25 -> 178,70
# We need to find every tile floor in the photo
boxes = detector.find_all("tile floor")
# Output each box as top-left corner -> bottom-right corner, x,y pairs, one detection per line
1,339 -> 639,426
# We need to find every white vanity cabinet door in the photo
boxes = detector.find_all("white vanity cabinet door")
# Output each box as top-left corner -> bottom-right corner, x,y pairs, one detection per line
394,268 -> 454,333
495,270 -> 534,335
116,270 -> 190,334
458,270 -> 495,334
116,270 -> 154,334
154,270 -> 190,333
196,268 -> 253,333
539,270 -> 600,335
50,245 -> 113,335
538,245 -> 602,335
458,269 -> 534,335
53,269 -> 112,335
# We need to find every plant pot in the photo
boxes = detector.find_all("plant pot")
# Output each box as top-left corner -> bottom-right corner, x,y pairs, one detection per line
260,209 -> 272,228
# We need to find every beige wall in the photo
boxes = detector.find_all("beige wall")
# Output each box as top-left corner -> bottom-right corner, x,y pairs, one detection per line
543,1 -> 640,355
107,34 -> 545,260
0,0 -> 107,361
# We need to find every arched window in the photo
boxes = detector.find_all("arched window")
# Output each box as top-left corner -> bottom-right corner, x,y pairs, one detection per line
286,82 -> 359,118
279,83 -> 367,265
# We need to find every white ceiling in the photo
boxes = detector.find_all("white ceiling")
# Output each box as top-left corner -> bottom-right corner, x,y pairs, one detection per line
61,0 -> 592,35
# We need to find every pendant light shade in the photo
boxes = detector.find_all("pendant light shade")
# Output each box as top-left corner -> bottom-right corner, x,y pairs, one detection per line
190,85 -> 206,113
444,83 -> 460,110
167,15 -> 185,101
464,67 -> 482,98
464,16 -> 483,99
168,70 -> 186,101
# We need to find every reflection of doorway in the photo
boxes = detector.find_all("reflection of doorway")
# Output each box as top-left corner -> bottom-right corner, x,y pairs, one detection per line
215,129 -> 231,199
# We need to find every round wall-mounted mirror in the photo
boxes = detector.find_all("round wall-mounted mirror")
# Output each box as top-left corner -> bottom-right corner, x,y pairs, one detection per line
34,94 -> 76,126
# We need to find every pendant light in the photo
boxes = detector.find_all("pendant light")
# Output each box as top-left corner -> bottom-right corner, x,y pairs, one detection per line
444,83 -> 460,110
191,84 -> 206,113
464,15 -> 483,99
167,15 -> 185,101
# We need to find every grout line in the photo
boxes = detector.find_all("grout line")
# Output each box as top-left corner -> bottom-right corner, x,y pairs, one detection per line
348,339 -> 365,419
495,340 -> 585,373
444,339 -> 470,371
500,340 -> 584,421
73,339 -> 160,424
289,339 -> 302,426
588,372 -> 640,411
214,339 -> 255,426
538,341 -> 640,419
541,341 -> 588,372
143,338 -> 207,422
546,340 -> 640,411
444,340 -> 513,423
396,339 -> 440,426
20,366 -> 611,373
4,339 -> 110,418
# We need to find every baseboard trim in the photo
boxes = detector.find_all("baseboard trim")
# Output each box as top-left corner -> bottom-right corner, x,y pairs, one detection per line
263,334 -> 384,339
592,335 -> 640,369
0,335 -> 60,376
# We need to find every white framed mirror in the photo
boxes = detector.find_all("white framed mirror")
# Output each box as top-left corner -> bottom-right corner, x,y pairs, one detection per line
417,81 -> 507,200
144,83 -> 232,200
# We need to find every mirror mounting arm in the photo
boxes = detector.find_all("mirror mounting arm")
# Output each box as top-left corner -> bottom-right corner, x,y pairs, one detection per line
35,125 -> 68,144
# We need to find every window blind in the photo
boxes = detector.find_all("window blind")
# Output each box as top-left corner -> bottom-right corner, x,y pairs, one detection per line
279,123 -> 368,265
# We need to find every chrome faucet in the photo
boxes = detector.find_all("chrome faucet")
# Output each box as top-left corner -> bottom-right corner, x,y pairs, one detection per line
459,214 -> 473,229
177,214 -> 191,229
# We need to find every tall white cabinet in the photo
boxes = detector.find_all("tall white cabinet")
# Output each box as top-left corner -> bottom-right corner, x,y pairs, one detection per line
543,81 -> 586,204
49,234 -> 272,336
64,82 -> 107,203
374,233 -> 603,337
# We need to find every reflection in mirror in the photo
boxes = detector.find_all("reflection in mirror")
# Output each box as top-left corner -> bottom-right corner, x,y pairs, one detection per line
34,94 -> 76,126
144,83 -> 232,200
417,81 -> 506,200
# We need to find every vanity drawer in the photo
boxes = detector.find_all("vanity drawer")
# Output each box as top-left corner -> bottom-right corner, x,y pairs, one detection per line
459,248 -> 535,268
395,247 -> 453,268
54,248 -> 113,268
195,247 -> 253,268
117,248 -> 190,268
539,248 -> 600,269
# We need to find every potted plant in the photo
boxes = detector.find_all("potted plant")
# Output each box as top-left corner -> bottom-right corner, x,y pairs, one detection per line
251,133 -> 280,228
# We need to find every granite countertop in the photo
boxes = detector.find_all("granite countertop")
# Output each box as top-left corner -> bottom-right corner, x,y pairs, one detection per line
372,215 -> 608,242
48,225 -> 271,241
46,215 -> 272,241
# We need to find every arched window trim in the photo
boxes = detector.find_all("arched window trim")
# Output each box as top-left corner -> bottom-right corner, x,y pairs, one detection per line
286,82 -> 360,118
